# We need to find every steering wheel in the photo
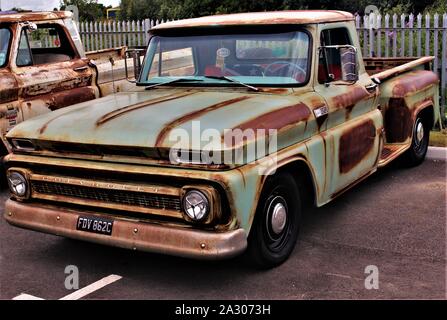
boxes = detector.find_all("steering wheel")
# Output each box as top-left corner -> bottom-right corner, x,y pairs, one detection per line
263,61 -> 307,81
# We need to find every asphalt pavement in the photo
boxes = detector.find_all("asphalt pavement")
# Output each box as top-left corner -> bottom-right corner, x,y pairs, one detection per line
0,158 -> 445,300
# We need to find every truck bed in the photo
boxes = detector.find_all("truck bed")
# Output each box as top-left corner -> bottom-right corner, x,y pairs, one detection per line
364,56 -> 435,81
86,47 -> 145,95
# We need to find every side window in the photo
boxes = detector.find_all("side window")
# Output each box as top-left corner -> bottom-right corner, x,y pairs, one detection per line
0,28 -> 12,67
318,28 -> 352,84
16,24 -> 76,67
16,30 -> 33,67
148,45 -> 195,77
63,18 -> 86,58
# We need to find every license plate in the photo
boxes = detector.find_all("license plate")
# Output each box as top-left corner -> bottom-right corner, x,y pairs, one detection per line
76,216 -> 113,236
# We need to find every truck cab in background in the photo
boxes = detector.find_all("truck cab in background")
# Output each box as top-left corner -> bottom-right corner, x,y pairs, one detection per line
0,11 -> 142,156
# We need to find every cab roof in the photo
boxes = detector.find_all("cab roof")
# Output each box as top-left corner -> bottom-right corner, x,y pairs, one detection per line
0,11 -> 72,23
153,10 -> 354,30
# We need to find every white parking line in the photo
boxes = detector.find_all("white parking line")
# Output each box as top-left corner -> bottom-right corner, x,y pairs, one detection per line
12,274 -> 122,300
13,293 -> 44,300
59,274 -> 122,300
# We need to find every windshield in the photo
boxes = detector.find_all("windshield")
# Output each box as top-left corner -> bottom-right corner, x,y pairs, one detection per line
0,28 -> 11,68
140,28 -> 311,87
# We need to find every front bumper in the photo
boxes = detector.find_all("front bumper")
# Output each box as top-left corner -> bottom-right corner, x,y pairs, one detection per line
4,199 -> 247,260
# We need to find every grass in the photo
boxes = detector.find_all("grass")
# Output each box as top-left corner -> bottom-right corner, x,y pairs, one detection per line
429,129 -> 447,147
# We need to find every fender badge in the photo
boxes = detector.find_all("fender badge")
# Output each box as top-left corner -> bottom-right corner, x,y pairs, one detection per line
313,105 -> 328,118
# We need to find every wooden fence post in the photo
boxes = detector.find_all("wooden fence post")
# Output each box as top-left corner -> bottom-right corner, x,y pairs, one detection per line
408,13 -> 414,56
400,14 -> 406,57
417,13 -> 422,57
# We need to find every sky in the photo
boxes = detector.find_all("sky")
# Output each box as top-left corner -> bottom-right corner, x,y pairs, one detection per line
0,0 -> 121,11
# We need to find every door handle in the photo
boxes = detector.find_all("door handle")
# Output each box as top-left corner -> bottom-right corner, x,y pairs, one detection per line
73,66 -> 88,72
365,82 -> 378,93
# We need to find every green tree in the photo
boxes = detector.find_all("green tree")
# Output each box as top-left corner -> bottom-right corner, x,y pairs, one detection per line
119,0 -> 160,20
118,0 -> 442,21
60,0 -> 106,21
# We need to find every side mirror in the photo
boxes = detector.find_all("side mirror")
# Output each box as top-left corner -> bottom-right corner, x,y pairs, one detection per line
22,21 -> 38,32
339,46 -> 358,83
124,49 -> 145,83
319,44 -> 359,84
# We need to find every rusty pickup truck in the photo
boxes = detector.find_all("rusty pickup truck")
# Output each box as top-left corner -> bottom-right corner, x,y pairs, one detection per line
0,11 -> 138,157
3,11 -> 441,268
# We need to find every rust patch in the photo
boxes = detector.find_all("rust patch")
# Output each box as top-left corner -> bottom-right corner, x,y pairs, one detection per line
152,11 -> 354,30
258,88 -> 290,94
412,97 -> 434,121
384,98 -> 412,143
0,72 -> 19,104
331,86 -> 371,109
16,60 -> 94,99
391,70 -> 439,97
96,91 -> 197,126
346,104 -> 355,114
155,96 -> 251,147
339,119 -> 376,174
37,87 -> 98,134
39,121 -> 50,135
232,103 -> 311,132
224,102 -> 311,147
43,87 -> 97,111
0,11 -> 71,23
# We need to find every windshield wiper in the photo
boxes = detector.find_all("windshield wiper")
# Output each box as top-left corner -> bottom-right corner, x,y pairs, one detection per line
203,75 -> 259,92
145,78 -> 204,90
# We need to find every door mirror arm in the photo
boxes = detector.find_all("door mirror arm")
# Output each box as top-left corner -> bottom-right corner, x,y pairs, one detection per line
125,49 -> 145,83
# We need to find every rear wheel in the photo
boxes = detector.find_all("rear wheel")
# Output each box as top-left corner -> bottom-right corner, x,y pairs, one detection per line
401,114 -> 430,167
247,172 -> 301,269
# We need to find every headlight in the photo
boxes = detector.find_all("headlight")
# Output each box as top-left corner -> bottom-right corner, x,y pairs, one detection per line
182,190 -> 210,221
11,139 -> 36,152
7,171 -> 28,198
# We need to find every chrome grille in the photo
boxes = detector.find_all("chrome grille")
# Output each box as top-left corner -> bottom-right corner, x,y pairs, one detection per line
31,180 -> 181,211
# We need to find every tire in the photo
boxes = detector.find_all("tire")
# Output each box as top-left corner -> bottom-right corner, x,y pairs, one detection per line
401,113 -> 430,167
247,172 -> 301,269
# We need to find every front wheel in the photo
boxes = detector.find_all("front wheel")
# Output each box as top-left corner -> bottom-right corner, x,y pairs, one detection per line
401,114 -> 430,167
247,172 -> 301,269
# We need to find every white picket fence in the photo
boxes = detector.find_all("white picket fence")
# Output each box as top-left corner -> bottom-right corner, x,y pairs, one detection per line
79,14 -> 447,114
356,13 -> 447,116
79,19 -> 159,51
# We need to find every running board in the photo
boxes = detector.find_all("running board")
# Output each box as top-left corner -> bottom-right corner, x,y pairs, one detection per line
378,144 -> 409,167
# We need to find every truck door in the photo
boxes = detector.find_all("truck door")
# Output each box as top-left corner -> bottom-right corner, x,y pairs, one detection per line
12,21 -> 98,121
0,24 -> 23,142
313,24 -> 383,199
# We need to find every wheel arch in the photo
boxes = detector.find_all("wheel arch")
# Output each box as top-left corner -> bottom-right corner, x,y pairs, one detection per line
413,103 -> 434,130
247,156 -> 318,236
274,158 -> 317,209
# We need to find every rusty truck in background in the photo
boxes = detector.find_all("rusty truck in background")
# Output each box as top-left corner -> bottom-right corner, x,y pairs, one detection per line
3,11 -> 441,268
0,11 -> 140,158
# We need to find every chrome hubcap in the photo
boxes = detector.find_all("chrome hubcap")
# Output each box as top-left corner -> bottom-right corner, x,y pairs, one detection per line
416,121 -> 424,144
271,202 -> 287,234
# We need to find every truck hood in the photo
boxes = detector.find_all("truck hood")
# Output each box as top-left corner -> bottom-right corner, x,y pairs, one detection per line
7,88 -> 318,159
